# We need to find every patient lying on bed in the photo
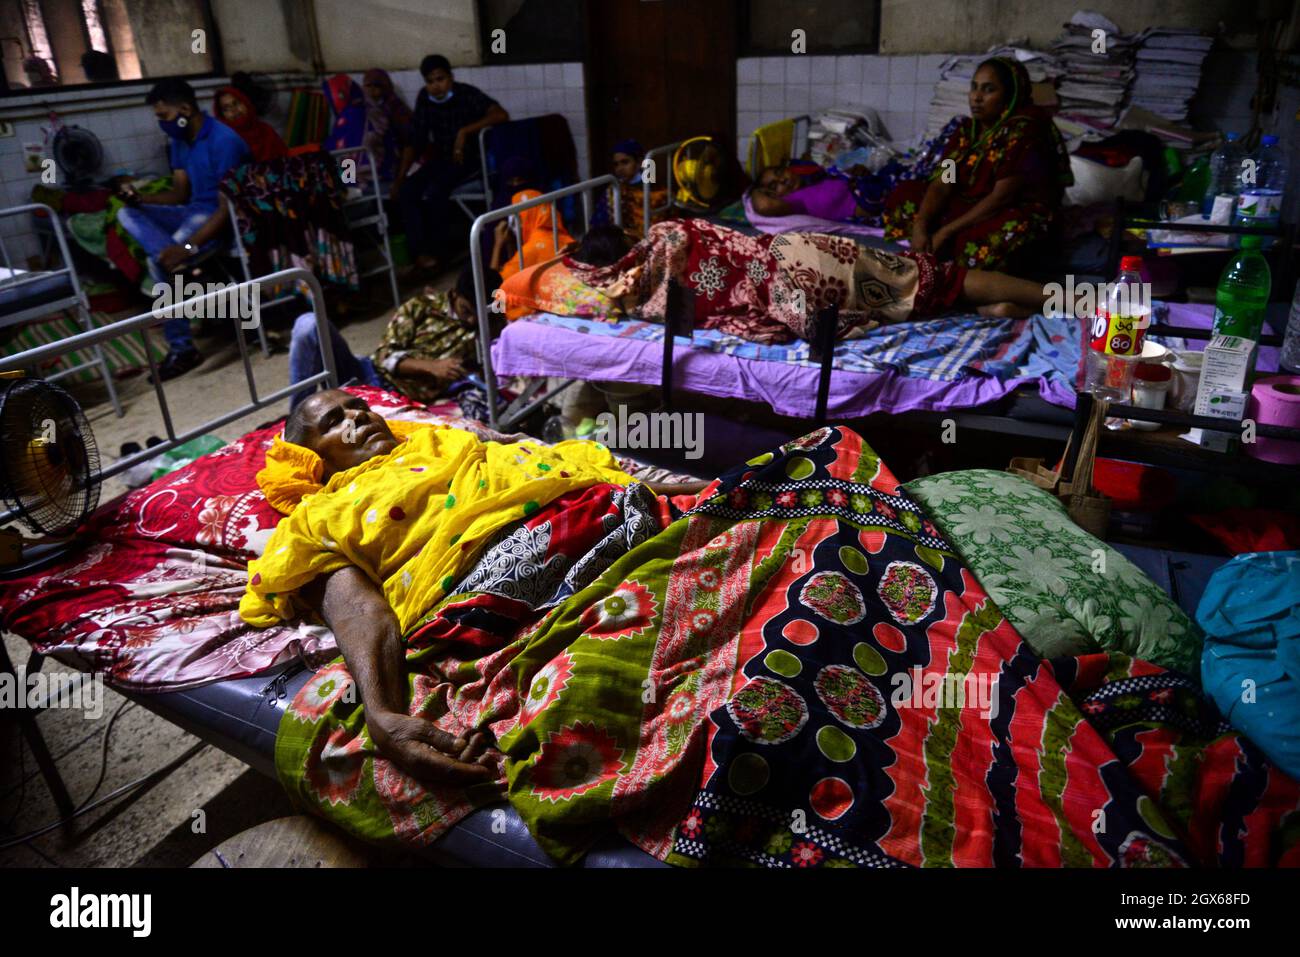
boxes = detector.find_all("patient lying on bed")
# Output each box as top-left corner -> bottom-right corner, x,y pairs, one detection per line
551,219 -> 1054,345
239,389 -> 700,786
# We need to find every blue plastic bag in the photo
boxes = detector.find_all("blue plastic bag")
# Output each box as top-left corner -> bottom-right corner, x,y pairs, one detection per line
1197,550 -> 1300,779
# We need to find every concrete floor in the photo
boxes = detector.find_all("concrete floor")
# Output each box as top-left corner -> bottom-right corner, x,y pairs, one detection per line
1,267 -> 450,868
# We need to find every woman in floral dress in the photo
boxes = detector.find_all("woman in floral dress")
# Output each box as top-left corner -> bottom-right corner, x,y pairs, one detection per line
881,57 -> 1072,272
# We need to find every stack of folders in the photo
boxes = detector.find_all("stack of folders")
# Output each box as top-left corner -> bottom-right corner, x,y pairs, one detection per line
1131,27 -> 1215,125
1051,12 -> 1137,129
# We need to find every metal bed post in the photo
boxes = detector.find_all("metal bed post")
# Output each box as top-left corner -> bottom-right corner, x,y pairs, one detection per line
469,176 -> 622,431
810,303 -> 838,427
0,268 -> 337,495
0,204 -> 123,417
641,141 -> 684,238
224,195 -> 273,357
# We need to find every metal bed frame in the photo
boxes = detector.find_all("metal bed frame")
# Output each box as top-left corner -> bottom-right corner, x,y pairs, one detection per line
1,203 -> 123,417
0,267 -> 335,496
638,117 -> 811,238
745,114 -> 812,180
469,174 -> 623,432
0,267 -> 337,821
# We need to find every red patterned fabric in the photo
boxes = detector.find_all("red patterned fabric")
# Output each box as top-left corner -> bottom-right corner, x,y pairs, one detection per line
0,388 -> 508,691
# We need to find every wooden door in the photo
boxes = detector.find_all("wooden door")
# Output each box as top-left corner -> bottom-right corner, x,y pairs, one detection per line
585,0 -> 736,173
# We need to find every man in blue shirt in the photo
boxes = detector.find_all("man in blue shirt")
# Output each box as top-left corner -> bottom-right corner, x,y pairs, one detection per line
117,78 -> 250,380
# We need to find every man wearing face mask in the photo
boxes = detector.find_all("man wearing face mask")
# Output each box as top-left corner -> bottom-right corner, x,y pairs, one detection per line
391,54 -> 508,276
117,78 -> 251,380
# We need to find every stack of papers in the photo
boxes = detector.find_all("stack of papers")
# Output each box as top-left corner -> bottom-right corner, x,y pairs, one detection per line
923,46 -> 1063,139
1131,27 -> 1214,123
1050,12 -> 1137,128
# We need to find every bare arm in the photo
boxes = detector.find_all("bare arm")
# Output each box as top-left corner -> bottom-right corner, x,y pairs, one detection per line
303,565 -> 495,785
750,187 -> 797,217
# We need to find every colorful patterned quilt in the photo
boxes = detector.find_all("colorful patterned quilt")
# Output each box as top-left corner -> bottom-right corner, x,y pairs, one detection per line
275,427 -> 1300,867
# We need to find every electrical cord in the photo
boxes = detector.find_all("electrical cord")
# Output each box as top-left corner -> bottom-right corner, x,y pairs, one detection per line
0,699 -> 206,852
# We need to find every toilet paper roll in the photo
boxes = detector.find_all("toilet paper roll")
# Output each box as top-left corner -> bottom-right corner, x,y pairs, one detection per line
1245,375 -> 1300,465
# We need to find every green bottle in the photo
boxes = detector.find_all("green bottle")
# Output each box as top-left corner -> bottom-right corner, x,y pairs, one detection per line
1212,235 -> 1271,341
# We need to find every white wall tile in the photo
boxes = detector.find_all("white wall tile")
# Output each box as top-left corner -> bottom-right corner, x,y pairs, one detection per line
563,62 -> 582,87
737,84 -> 762,112
888,55 -> 918,86
785,56 -> 811,85
737,58 -> 762,85
524,64 -> 545,88
862,56 -> 889,88
737,111 -> 761,137
834,83 -> 860,108
784,85 -> 811,113
757,57 -> 786,84
916,54 -> 948,83
809,56 -> 836,87
543,63 -> 565,88
759,85 -> 785,113
564,87 -> 584,112
835,56 -> 863,87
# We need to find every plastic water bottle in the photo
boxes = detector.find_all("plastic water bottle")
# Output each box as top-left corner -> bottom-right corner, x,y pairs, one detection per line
1281,279 -> 1300,373
1233,134 -> 1287,233
1086,256 -> 1149,402
1203,132 -> 1242,217
1211,235 -> 1271,341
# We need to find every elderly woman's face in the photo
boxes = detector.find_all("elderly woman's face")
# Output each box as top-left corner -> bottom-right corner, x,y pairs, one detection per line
759,166 -> 798,196
969,65 -> 1009,122
297,391 -> 398,478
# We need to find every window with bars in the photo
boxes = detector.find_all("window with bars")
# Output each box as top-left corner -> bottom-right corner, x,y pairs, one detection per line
2,0 -> 221,94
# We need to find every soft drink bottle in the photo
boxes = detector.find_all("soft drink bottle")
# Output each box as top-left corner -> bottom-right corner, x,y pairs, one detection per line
1212,235 -> 1271,342
1085,256 -> 1149,402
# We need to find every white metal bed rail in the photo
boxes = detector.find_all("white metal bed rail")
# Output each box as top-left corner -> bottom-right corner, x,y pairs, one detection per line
0,202 -> 123,417
469,175 -> 622,431
0,267 -> 337,494
641,141 -> 683,239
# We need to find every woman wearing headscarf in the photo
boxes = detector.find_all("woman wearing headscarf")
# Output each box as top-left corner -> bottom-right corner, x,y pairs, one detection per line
491,186 -> 575,280
215,85 -> 287,162
882,56 -> 1072,272
323,74 -> 368,152
362,68 -> 413,183
609,138 -> 666,233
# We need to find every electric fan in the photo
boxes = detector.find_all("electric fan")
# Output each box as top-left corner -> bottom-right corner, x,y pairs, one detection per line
52,124 -> 103,187
0,376 -> 102,576
672,136 -> 729,213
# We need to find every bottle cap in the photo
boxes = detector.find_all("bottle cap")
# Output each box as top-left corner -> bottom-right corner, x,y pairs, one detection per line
1225,132 -> 1240,141
1262,134 -> 1279,147
1120,256 -> 1143,272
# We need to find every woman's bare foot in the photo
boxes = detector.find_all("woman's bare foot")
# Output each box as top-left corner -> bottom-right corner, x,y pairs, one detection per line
977,301 -> 1036,318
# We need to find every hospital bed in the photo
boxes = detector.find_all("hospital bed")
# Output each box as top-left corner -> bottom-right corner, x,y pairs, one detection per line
1,203 -> 123,417
0,265 -> 1250,867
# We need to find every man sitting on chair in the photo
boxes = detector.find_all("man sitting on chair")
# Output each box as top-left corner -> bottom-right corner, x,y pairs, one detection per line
390,54 -> 508,277
117,78 -> 251,380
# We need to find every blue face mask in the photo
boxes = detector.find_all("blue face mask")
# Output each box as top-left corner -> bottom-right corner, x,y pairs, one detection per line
428,89 -> 454,104
158,114 -> 190,139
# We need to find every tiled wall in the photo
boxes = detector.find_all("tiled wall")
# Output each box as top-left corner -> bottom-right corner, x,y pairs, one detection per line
736,53 -> 949,161
0,62 -> 588,268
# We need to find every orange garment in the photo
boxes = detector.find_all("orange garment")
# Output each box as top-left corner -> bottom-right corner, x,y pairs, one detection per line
498,189 -> 574,280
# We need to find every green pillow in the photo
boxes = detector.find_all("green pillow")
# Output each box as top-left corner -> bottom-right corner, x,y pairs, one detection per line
905,469 -> 1203,677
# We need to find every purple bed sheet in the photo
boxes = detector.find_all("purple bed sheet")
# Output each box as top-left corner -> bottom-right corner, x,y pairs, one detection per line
492,314 -> 1080,420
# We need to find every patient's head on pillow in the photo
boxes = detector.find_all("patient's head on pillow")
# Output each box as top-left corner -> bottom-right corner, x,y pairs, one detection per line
755,164 -> 798,197
284,390 -> 398,479
569,225 -> 633,267
451,264 -> 503,325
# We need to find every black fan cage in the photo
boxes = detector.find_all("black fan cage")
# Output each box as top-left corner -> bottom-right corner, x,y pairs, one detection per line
0,379 -> 101,537
53,126 -> 103,182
